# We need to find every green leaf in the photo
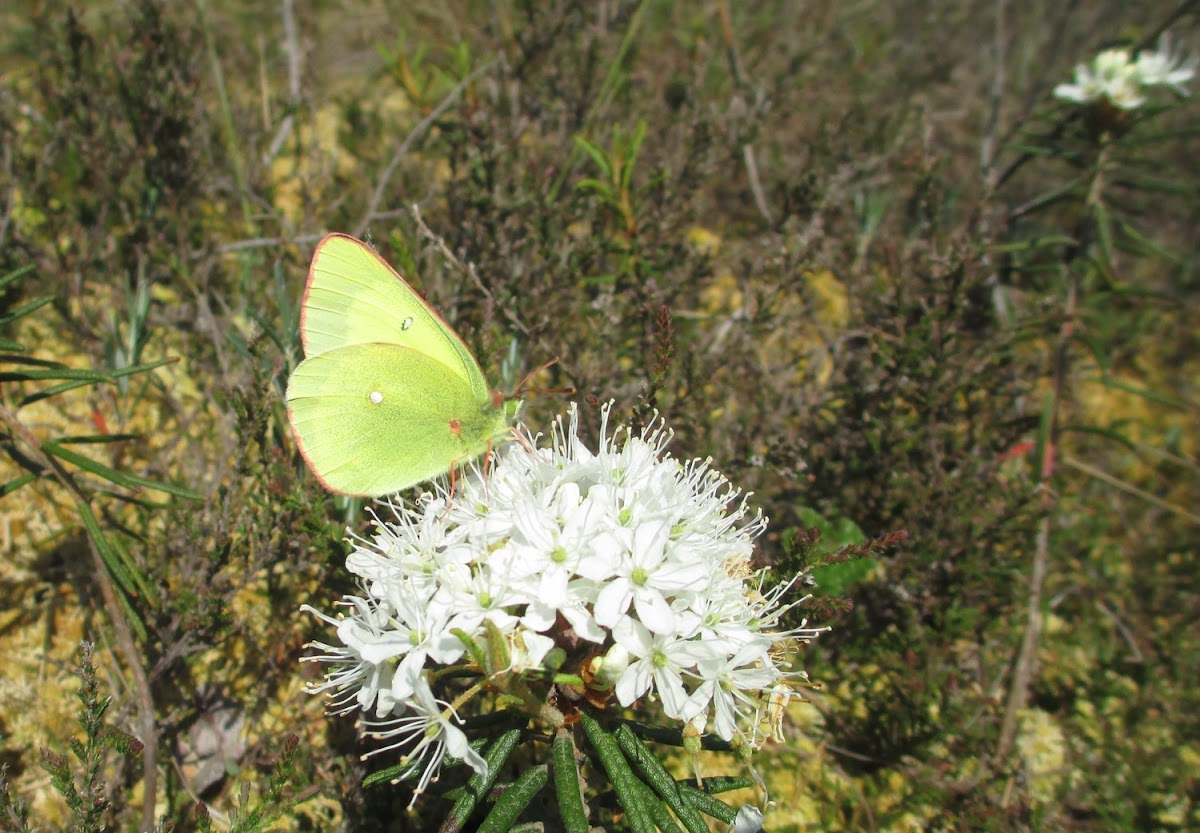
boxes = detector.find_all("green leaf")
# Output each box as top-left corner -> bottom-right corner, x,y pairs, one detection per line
0,296 -> 54,328
362,759 -> 428,789
444,728 -> 522,829
477,765 -> 548,833
810,558 -> 875,597
1,471 -> 38,497
76,502 -> 148,642
42,440 -> 203,500
552,729 -> 589,833
0,263 -> 36,291
579,715 -> 654,833
575,177 -> 615,198
621,120 -> 648,192
1062,422 -> 1137,452
633,778 -> 685,832
452,627 -> 490,669
621,720 -> 733,752
1089,375 -> 1191,411
1033,391 -> 1055,484
679,783 -> 738,823
615,724 -> 709,833
1092,201 -> 1116,276
572,135 -> 612,180
682,775 -> 754,795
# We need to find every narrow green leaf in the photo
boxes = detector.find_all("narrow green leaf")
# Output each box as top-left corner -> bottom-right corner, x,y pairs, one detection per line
476,765 -> 548,833
362,759 -> 424,789
1092,201 -> 1115,274
1033,392 -> 1054,483
107,530 -> 159,608
621,120 -> 648,192
1075,332 -> 1112,375
1090,376 -> 1192,411
678,783 -> 738,823
41,440 -> 203,500
484,619 -> 511,676
572,135 -> 612,180
615,725 -> 708,833
51,434 -> 142,445
363,735 -> 491,789
1117,218 -> 1181,263
452,627 -> 490,669
622,720 -> 733,751
575,177 -> 615,198
445,728 -> 522,829
0,296 -> 54,327
633,778 -> 685,832
0,368 -> 115,383
1,471 -> 37,497
76,501 -> 148,642
988,234 -> 1075,254
578,715 -> 654,833
1062,423 -> 1137,451
0,263 -> 36,290
1,356 -> 174,388
552,729 -> 590,833
680,775 -> 754,795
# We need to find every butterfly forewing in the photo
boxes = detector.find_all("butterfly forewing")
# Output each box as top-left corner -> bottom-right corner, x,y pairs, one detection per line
301,234 -> 491,401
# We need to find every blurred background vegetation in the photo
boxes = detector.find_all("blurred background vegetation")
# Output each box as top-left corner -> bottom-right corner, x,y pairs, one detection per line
1,1 -> 1197,830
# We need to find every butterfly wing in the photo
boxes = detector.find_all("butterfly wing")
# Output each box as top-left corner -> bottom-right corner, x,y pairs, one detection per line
300,233 -> 490,401
286,342 -> 511,497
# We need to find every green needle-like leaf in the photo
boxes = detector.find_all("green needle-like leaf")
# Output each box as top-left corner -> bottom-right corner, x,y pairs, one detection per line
552,729 -> 589,833
477,764 -> 548,833
444,728 -> 521,830
579,715 -> 654,833
633,778 -> 685,832
77,502 -> 148,642
42,440 -> 203,500
679,783 -> 738,823
615,724 -> 708,833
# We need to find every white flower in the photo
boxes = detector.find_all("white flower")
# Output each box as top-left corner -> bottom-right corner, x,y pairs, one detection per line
302,402 -> 823,801
1135,35 -> 1196,95
685,637 -> 781,741
1054,48 -> 1144,109
612,615 -> 710,719
362,676 -> 488,807
1055,37 -> 1196,110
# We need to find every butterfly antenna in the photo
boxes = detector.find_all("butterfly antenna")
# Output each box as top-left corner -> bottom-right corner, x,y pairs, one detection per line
514,357 -> 575,398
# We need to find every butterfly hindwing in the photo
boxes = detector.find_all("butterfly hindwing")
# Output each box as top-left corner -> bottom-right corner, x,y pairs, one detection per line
286,342 -> 509,497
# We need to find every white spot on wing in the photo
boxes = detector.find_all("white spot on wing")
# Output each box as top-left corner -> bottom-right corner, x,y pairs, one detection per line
369,391 -> 384,405
401,317 -> 414,330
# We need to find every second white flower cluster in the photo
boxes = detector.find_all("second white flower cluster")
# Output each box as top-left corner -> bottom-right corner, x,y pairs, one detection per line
1055,36 -> 1195,110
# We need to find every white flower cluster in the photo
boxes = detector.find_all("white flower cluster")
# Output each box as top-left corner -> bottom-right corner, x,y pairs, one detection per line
302,403 -> 822,800
1054,36 -> 1195,109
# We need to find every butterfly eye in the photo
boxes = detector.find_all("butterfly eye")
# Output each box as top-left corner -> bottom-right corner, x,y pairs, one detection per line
369,391 -> 384,405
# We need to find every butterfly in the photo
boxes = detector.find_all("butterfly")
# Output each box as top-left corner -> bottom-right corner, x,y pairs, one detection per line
286,233 -> 521,497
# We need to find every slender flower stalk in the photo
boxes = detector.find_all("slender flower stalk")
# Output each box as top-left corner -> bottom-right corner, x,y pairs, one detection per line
302,402 -> 825,806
